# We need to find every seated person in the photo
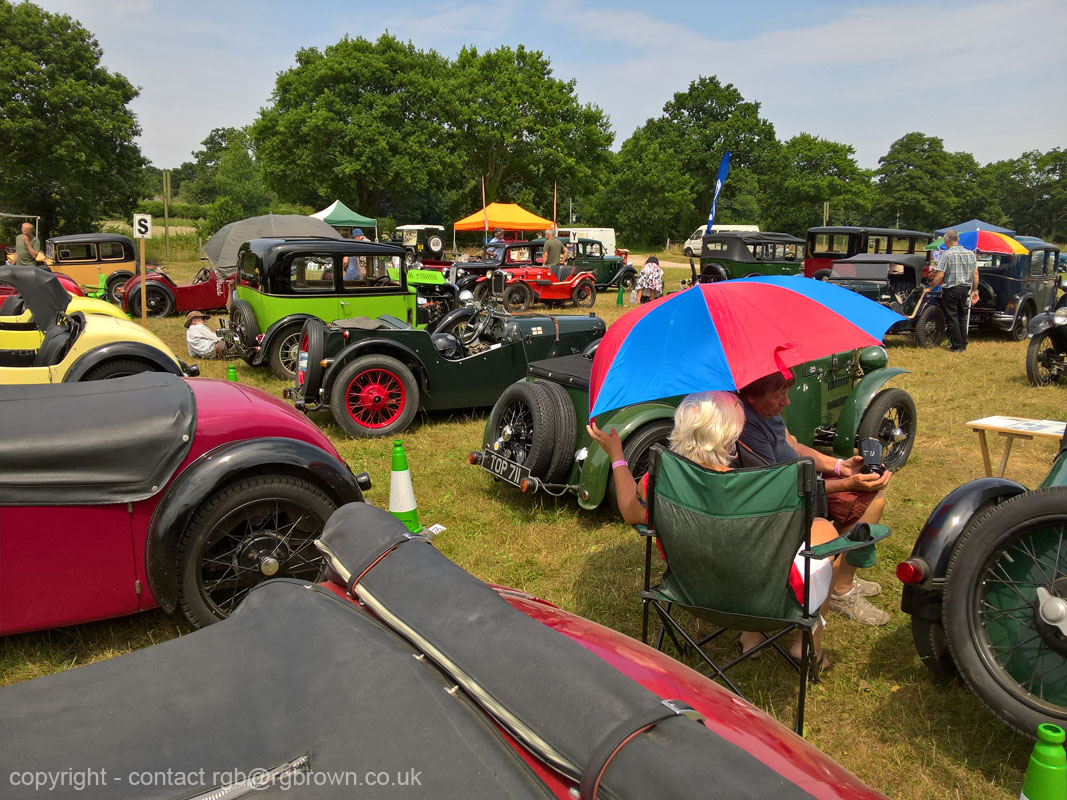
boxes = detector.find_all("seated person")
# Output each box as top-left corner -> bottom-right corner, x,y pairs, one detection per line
588,391 -> 837,667
738,371 -> 892,627
185,310 -> 231,359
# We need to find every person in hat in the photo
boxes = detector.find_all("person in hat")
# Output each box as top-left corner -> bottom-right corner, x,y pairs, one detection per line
185,311 -> 230,359
343,228 -> 368,281
488,227 -> 507,259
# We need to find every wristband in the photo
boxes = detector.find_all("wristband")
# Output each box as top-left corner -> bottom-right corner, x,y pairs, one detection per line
611,459 -> 628,470
834,459 -> 843,477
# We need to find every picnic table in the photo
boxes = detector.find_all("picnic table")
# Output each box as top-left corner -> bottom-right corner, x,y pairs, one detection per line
966,416 -> 1067,477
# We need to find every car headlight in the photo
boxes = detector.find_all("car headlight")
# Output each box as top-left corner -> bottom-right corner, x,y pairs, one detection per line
416,296 -> 428,306
458,289 -> 474,303
1054,307 -> 1067,326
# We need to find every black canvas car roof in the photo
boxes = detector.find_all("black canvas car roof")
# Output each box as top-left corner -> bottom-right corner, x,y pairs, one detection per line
0,265 -> 70,331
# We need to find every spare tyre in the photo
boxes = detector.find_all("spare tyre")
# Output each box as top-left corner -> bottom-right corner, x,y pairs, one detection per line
536,381 -> 577,484
296,318 -> 326,402
486,381 -> 558,478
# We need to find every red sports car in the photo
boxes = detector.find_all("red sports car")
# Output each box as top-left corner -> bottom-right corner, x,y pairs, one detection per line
120,263 -> 235,318
0,503 -> 884,800
0,373 -> 369,633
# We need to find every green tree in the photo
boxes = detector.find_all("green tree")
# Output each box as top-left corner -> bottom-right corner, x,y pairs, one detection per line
253,33 -> 456,216
993,149 -> 1067,241
872,132 -> 956,231
761,134 -> 873,235
0,1 -> 146,237
174,127 -> 243,204
448,44 -> 613,217
945,151 -> 1005,228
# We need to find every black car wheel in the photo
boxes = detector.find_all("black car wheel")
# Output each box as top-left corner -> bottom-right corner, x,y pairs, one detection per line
619,272 -> 636,291
536,382 -> 577,484
503,283 -> 532,313
911,617 -> 958,680
176,475 -> 336,628
943,487 -> 1067,737
486,382 -> 559,479
229,298 -> 260,365
268,324 -> 303,381
914,305 -> 946,348
472,282 -> 490,304
106,273 -> 132,305
605,419 -> 675,511
683,247 -> 694,258
856,387 -> 916,471
81,358 -> 156,381
571,279 -> 596,308
295,318 -> 326,401
1012,303 -> 1034,342
1027,332 -> 1064,386
330,355 -> 419,438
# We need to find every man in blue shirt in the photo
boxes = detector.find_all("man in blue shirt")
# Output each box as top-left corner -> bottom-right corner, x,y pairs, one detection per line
929,229 -> 979,352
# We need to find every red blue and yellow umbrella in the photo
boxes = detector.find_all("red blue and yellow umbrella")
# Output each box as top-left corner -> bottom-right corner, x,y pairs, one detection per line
938,230 -> 1029,255
588,276 -> 904,419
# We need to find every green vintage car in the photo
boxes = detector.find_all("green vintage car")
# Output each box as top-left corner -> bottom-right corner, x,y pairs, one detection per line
224,238 -> 461,380
472,345 -> 915,510
688,231 -> 805,284
563,238 -> 637,290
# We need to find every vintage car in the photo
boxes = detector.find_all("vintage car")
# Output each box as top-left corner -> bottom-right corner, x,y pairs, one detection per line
120,262 -> 235,318
968,238 -> 1062,340
42,232 -> 142,303
450,239 -> 539,293
566,237 -> 636,290
898,424 -> 1067,738
390,223 -> 447,265
0,373 -> 369,634
0,503 -> 885,800
0,266 -> 197,384
827,253 -> 946,347
804,226 -> 933,280
287,288 -> 606,437
1,273 -> 127,349
224,238 -> 461,380
687,231 -> 805,284
1026,278 -> 1067,386
472,345 -> 915,510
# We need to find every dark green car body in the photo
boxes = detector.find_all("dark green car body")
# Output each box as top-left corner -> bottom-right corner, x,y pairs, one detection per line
475,345 -> 915,510
692,231 -> 805,283
564,238 -> 636,289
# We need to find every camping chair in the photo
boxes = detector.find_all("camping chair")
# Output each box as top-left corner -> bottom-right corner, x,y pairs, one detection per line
636,446 -> 889,734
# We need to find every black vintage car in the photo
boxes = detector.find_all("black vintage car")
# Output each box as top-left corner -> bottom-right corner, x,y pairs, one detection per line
686,231 -> 805,284
970,238 -> 1062,340
827,253 -> 945,347
286,276 -> 606,437
1026,274 -> 1067,386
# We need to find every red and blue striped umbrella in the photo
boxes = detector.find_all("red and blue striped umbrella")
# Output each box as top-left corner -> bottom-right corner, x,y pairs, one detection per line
588,276 -> 905,419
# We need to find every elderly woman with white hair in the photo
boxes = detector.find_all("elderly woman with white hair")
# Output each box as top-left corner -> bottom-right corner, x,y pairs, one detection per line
587,390 -> 836,668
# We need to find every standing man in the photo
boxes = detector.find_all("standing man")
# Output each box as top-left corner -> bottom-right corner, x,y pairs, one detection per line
15,222 -> 40,266
488,228 -> 507,259
542,228 -> 568,273
343,228 -> 368,281
929,229 -> 979,352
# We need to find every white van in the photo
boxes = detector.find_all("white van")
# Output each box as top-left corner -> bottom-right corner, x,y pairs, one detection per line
556,227 -> 617,256
682,224 -> 760,257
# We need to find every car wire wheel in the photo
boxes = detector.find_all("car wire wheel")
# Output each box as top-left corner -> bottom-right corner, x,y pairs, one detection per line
487,382 -> 558,478
857,387 -> 916,471
943,487 -> 1067,736
503,283 -> 532,313
1027,332 -> 1064,386
330,355 -> 419,437
268,325 -> 303,381
572,279 -> 596,308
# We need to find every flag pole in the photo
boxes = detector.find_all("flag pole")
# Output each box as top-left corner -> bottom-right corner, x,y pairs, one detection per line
481,176 -> 489,244
553,182 -> 557,227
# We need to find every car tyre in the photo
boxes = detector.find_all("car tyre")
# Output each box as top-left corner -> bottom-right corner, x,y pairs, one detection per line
472,282 -> 490,304
571,279 -> 596,308
1026,332 -> 1062,386
176,475 -> 336,628
296,318 -> 326,402
81,358 -> 156,381
106,273 -> 132,305
911,617 -> 958,680
605,419 -> 675,511
914,304 -> 946,348
486,381 -> 558,479
1011,302 -> 1034,342
856,387 -> 916,471
683,247 -> 694,258
942,487 -> 1067,737
136,285 -> 175,318
268,323 -> 304,381
537,382 -> 577,484
619,271 -> 636,291
229,298 -> 259,365
503,283 -> 532,313
330,354 -> 419,437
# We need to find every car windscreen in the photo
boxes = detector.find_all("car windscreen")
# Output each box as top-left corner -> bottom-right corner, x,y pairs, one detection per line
830,262 -> 890,280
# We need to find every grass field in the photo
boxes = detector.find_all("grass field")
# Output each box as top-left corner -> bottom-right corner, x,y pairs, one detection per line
4,258 -> 1064,799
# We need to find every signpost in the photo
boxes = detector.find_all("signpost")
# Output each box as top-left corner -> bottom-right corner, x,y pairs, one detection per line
132,214 -> 152,324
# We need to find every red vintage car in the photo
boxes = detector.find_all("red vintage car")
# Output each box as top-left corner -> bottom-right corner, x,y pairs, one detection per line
120,263 -> 235,318
0,268 -> 84,298
0,373 -> 369,634
0,503 -> 884,800
486,262 -> 598,311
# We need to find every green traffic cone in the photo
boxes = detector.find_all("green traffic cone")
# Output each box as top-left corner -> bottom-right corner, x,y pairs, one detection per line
226,364 -> 238,382
616,282 -> 624,306
388,439 -> 422,533
1020,723 -> 1066,800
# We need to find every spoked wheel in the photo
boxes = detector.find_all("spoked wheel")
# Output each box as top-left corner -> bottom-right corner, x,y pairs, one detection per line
1012,303 -> 1034,342
571,279 -> 596,308
857,387 -> 916,471
943,487 -> 1067,736
486,382 -> 558,478
269,324 -> 303,381
503,283 -> 532,313
619,272 -> 636,291
130,286 -> 174,318
472,282 -> 490,304
177,475 -> 336,628
329,355 -> 419,437
913,305 -> 946,348
1027,332 -> 1064,387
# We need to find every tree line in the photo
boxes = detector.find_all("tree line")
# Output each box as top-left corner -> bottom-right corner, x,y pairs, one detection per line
2,2 -> 1063,247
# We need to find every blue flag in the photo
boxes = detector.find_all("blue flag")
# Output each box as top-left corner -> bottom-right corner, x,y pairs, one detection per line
705,151 -> 732,235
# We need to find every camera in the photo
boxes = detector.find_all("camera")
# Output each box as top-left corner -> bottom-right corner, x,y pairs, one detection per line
858,438 -> 886,476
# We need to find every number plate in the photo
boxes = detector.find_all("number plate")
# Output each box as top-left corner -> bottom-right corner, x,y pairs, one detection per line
481,447 -> 531,487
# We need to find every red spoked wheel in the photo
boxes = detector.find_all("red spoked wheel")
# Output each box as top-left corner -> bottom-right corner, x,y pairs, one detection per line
329,354 -> 419,437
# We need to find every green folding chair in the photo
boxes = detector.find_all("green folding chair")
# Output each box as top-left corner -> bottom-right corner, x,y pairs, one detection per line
636,446 -> 889,734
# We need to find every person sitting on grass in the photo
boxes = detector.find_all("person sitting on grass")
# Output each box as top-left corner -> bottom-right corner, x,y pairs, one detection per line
587,391 -> 837,668
184,310 -> 231,359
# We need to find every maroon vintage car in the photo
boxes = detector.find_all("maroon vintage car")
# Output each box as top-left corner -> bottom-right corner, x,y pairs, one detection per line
0,373 -> 369,633
0,268 -> 84,299
0,503 -> 884,800
120,263 -> 235,317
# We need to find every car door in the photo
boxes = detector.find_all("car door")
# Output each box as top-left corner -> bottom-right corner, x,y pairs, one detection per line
1029,248 -> 1056,311
53,242 -> 102,291
0,505 -> 140,634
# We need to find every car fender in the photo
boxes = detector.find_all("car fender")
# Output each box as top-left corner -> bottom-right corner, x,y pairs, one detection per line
609,266 -> 637,286
900,477 -> 1027,620
832,367 -> 909,456
122,275 -> 176,312
700,262 -> 729,282
321,338 -> 427,399
145,437 -> 364,614
255,314 -> 316,365
63,342 -> 184,381
578,403 -> 677,510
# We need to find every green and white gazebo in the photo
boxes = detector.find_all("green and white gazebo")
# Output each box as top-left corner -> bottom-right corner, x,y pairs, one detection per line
310,200 -> 377,240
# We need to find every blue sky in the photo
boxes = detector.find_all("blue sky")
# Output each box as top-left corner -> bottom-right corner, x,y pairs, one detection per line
35,0 -> 1067,170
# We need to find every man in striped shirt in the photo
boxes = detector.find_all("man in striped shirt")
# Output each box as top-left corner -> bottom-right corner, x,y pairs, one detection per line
929,229 -> 979,352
